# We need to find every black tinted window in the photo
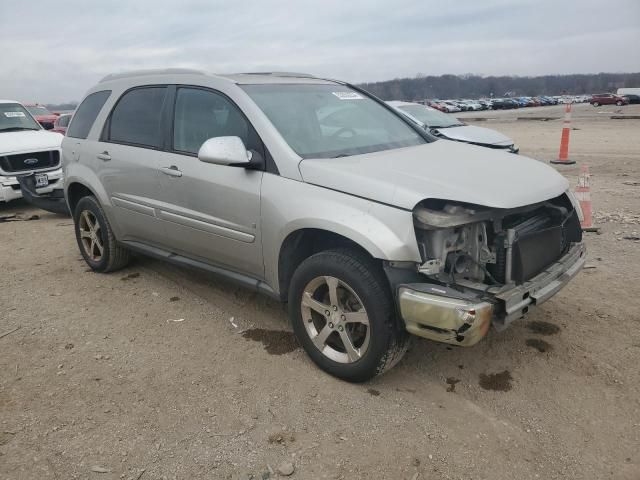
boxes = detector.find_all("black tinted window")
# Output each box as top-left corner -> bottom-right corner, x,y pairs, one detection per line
67,90 -> 111,139
109,87 -> 166,148
173,87 -> 258,155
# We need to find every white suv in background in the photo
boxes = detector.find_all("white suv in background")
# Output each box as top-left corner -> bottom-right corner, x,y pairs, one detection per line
0,100 -> 63,204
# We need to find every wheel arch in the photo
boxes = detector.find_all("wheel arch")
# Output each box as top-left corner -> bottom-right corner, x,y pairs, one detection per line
64,164 -> 111,214
66,181 -> 98,215
277,227 -> 384,302
64,168 -> 121,238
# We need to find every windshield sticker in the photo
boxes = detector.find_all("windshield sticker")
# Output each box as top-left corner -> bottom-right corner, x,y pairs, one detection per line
332,92 -> 364,100
4,111 -> 26,118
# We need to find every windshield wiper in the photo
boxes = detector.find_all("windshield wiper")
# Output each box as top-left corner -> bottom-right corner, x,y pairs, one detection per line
0,127 -> 40,132
332,154 -> 351,158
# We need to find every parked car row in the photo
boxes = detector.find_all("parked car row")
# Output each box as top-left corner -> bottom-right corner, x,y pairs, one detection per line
423,94 -> 600,112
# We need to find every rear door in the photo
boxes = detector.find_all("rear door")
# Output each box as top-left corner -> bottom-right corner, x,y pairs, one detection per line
153,86 -> 265,277
96,86 -> 167,245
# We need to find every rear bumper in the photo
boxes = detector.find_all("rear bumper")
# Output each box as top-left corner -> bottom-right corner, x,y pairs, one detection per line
397,242 -> 586,346
0,168 -> 64,203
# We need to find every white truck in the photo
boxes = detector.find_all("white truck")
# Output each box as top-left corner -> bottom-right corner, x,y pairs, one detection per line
1,100 -> 64,205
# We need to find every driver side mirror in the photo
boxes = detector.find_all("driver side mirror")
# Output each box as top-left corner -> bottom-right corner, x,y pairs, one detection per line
198,136 -> 252,167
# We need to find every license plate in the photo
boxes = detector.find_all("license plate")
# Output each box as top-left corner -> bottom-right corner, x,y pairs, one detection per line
34,173 -> 49,188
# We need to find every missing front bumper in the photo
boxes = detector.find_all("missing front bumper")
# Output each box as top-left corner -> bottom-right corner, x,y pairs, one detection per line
397,241 -> 586,345
492,241 -> 586,329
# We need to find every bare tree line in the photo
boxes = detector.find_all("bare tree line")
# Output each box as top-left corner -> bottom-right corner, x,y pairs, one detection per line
359,72 -> 640,100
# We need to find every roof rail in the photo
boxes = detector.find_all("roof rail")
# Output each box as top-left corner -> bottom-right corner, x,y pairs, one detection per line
239,71 -> 316,78
99,68 -> 205,83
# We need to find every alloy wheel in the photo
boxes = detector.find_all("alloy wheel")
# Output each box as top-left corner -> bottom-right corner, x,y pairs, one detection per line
300,275 -> 370,363
78,210 -> 104,262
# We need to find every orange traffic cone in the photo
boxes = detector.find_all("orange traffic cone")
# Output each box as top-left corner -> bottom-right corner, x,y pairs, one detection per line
551,103 -> 576,165
575,165 -> 598,232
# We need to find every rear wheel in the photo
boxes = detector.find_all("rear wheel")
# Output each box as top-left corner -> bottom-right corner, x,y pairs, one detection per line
289,248 -> 408,382
74,196 -> 130,272
592,101 -> 600,107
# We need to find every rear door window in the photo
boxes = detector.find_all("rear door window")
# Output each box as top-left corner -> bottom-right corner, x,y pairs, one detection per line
67,90 -> 111,139
108,87 -> 167,148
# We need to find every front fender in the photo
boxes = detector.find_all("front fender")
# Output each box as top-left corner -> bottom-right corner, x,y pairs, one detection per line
261,175 -> 421,294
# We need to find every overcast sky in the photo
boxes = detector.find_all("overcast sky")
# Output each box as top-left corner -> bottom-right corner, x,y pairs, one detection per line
1,0 -> 639,103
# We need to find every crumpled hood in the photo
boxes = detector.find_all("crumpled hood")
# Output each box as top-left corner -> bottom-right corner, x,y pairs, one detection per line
0,130 -> 63,155
299,141 -> 568,210
435,124 -> 513,146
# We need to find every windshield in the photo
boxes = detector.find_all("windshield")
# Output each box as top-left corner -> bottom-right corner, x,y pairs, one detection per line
242,84 -> 426,158
0,103 -> 42,132
26,106 -> 52,117
398,104 -> 463,128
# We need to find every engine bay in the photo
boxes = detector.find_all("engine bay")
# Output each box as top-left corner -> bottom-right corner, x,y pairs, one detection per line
413,194 -> 583,289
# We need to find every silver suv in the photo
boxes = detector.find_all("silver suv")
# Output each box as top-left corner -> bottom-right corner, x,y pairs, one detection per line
63,69 -> 586,382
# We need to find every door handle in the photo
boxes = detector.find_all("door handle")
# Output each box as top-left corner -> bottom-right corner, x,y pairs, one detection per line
160,165 -> 182,177
96,151 -> 111,161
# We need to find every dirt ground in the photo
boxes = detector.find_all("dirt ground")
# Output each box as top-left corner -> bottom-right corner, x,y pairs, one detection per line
1,103 -> 639,480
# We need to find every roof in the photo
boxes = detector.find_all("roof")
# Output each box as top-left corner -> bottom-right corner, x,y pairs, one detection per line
0,99 -> 22,104
98,68 -> 339,86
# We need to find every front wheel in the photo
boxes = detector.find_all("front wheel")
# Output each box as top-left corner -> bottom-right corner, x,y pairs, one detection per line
288,249 -> 408,382
592,101 -> 600,107
616,100 -> 623,106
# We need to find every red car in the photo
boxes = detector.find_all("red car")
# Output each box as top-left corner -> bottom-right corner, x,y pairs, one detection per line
23,103 -> 58,130
51,113 -> 72,135
429,102 -> 448,112
590,93 -> 629,107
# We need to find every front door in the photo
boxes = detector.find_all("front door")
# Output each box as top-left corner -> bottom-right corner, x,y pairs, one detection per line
154,86 -> 264,278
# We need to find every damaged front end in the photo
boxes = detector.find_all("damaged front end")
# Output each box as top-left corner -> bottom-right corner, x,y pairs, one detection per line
396,193 -> 586,346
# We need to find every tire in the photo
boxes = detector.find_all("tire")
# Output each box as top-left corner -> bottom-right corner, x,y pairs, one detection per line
74,195 -> 130,272
616,100 -> 623,106
288,248 -> 409,382
592,102 -> 600,107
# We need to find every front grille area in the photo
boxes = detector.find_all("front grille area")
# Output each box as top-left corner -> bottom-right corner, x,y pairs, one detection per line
0,150 -> 60,173
489,204 -> 582,285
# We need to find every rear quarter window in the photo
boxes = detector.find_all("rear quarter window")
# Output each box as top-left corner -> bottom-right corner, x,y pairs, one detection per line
67,90 -> 111,139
